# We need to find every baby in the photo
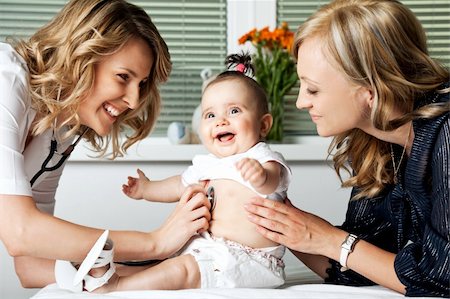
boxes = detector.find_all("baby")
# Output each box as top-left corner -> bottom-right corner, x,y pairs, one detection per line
58,52 -> 291,292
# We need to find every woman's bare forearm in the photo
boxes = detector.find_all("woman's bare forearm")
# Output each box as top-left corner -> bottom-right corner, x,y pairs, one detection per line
1,184 -> 210,290
0,195 -> 159,262
344,239 -> 406,294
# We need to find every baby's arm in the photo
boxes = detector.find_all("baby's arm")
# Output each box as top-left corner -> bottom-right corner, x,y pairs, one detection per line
122,169 -> 185,202
235,158 -> 281,195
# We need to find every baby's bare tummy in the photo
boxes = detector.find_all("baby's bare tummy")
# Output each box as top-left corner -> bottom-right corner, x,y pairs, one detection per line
207,179 -> 279,248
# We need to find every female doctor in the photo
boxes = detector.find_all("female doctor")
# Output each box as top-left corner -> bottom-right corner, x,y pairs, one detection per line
0,0 -> 210,288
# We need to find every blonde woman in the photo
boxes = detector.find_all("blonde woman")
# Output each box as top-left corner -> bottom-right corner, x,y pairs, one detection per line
245,0 -> 449,297
0,0 -> 210,289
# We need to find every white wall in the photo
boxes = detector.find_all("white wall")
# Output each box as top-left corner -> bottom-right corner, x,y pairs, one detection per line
227,0 -> 276,54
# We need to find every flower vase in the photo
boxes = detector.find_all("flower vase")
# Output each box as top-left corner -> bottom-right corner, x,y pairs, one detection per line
239,24 -> 298,143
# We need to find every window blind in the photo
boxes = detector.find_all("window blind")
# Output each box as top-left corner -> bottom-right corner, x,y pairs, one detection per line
277,0 -> 450,136
1,1 -> 447,138
0,0 -> 227,136
277,1 -> 326,136
136,1 -> 227,136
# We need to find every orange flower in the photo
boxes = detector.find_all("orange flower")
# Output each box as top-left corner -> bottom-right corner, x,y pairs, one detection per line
238,28 -> 257,45
238,23 -> 294,51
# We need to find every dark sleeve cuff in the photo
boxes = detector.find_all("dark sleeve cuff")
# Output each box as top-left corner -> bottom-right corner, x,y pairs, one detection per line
394,225 -> 450,297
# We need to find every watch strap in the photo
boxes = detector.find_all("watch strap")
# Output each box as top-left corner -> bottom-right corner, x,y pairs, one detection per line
339,233 -> 359,271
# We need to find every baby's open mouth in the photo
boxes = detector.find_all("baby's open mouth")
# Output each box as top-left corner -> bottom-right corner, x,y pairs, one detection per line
217,132 -> 235,142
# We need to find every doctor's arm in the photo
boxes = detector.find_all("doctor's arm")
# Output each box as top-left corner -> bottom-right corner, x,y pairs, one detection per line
0,184 -> 210,288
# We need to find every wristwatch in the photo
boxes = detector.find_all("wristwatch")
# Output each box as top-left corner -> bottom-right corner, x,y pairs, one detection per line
339,233 -> 359,271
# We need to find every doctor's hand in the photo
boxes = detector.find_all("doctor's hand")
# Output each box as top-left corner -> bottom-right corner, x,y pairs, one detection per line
153,184 -> 211,258
244,197 -> 341,257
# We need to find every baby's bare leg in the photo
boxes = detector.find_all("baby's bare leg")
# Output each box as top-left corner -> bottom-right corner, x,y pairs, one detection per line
100,254 -> 200,292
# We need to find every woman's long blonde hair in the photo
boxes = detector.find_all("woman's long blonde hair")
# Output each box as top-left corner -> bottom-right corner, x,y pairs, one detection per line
12,0 -> 171,158
292,0 -> 449,199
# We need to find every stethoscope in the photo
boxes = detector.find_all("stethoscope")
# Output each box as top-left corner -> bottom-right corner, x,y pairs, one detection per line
119,186 -> 217,267
30,127 -> 88,187
206,186 -> 216,211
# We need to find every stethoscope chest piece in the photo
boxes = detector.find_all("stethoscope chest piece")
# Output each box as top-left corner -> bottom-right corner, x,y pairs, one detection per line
206,186 -> 216,211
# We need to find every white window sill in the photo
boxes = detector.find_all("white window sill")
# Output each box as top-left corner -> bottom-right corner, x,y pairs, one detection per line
69,136 -> 332,162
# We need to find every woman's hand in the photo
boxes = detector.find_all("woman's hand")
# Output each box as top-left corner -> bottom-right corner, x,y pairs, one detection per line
244,197 -> 344,258
153,184 -> 211,258
245,197 -> 406,293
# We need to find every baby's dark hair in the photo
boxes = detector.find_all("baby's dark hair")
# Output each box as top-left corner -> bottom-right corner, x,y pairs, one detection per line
204,52 -> 269,115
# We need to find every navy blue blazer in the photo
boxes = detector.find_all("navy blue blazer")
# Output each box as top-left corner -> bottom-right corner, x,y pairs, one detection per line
325,84 -> 450,297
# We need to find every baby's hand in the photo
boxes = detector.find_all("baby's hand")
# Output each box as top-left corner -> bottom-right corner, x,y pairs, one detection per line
122,168 -> 149,200
235,158 -> 267,188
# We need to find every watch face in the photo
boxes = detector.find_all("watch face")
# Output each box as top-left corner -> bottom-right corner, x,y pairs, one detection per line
342,234 -> 358,250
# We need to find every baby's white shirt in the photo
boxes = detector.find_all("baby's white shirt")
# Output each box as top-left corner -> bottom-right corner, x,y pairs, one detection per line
181,142 -> 291,201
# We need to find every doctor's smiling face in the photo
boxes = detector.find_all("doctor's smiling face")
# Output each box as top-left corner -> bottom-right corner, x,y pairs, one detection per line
199,78 -> 272,158
77,37 -> 153,136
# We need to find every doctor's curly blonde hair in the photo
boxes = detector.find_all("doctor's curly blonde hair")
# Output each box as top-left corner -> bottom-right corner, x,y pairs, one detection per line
12,0 -> 171,158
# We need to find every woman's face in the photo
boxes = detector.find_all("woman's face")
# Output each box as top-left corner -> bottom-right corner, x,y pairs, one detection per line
295,37 -> 372,137
77,37 -> 153,136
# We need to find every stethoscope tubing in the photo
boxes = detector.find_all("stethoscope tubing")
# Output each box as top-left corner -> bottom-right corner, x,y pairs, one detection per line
30,127 -> 88,187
